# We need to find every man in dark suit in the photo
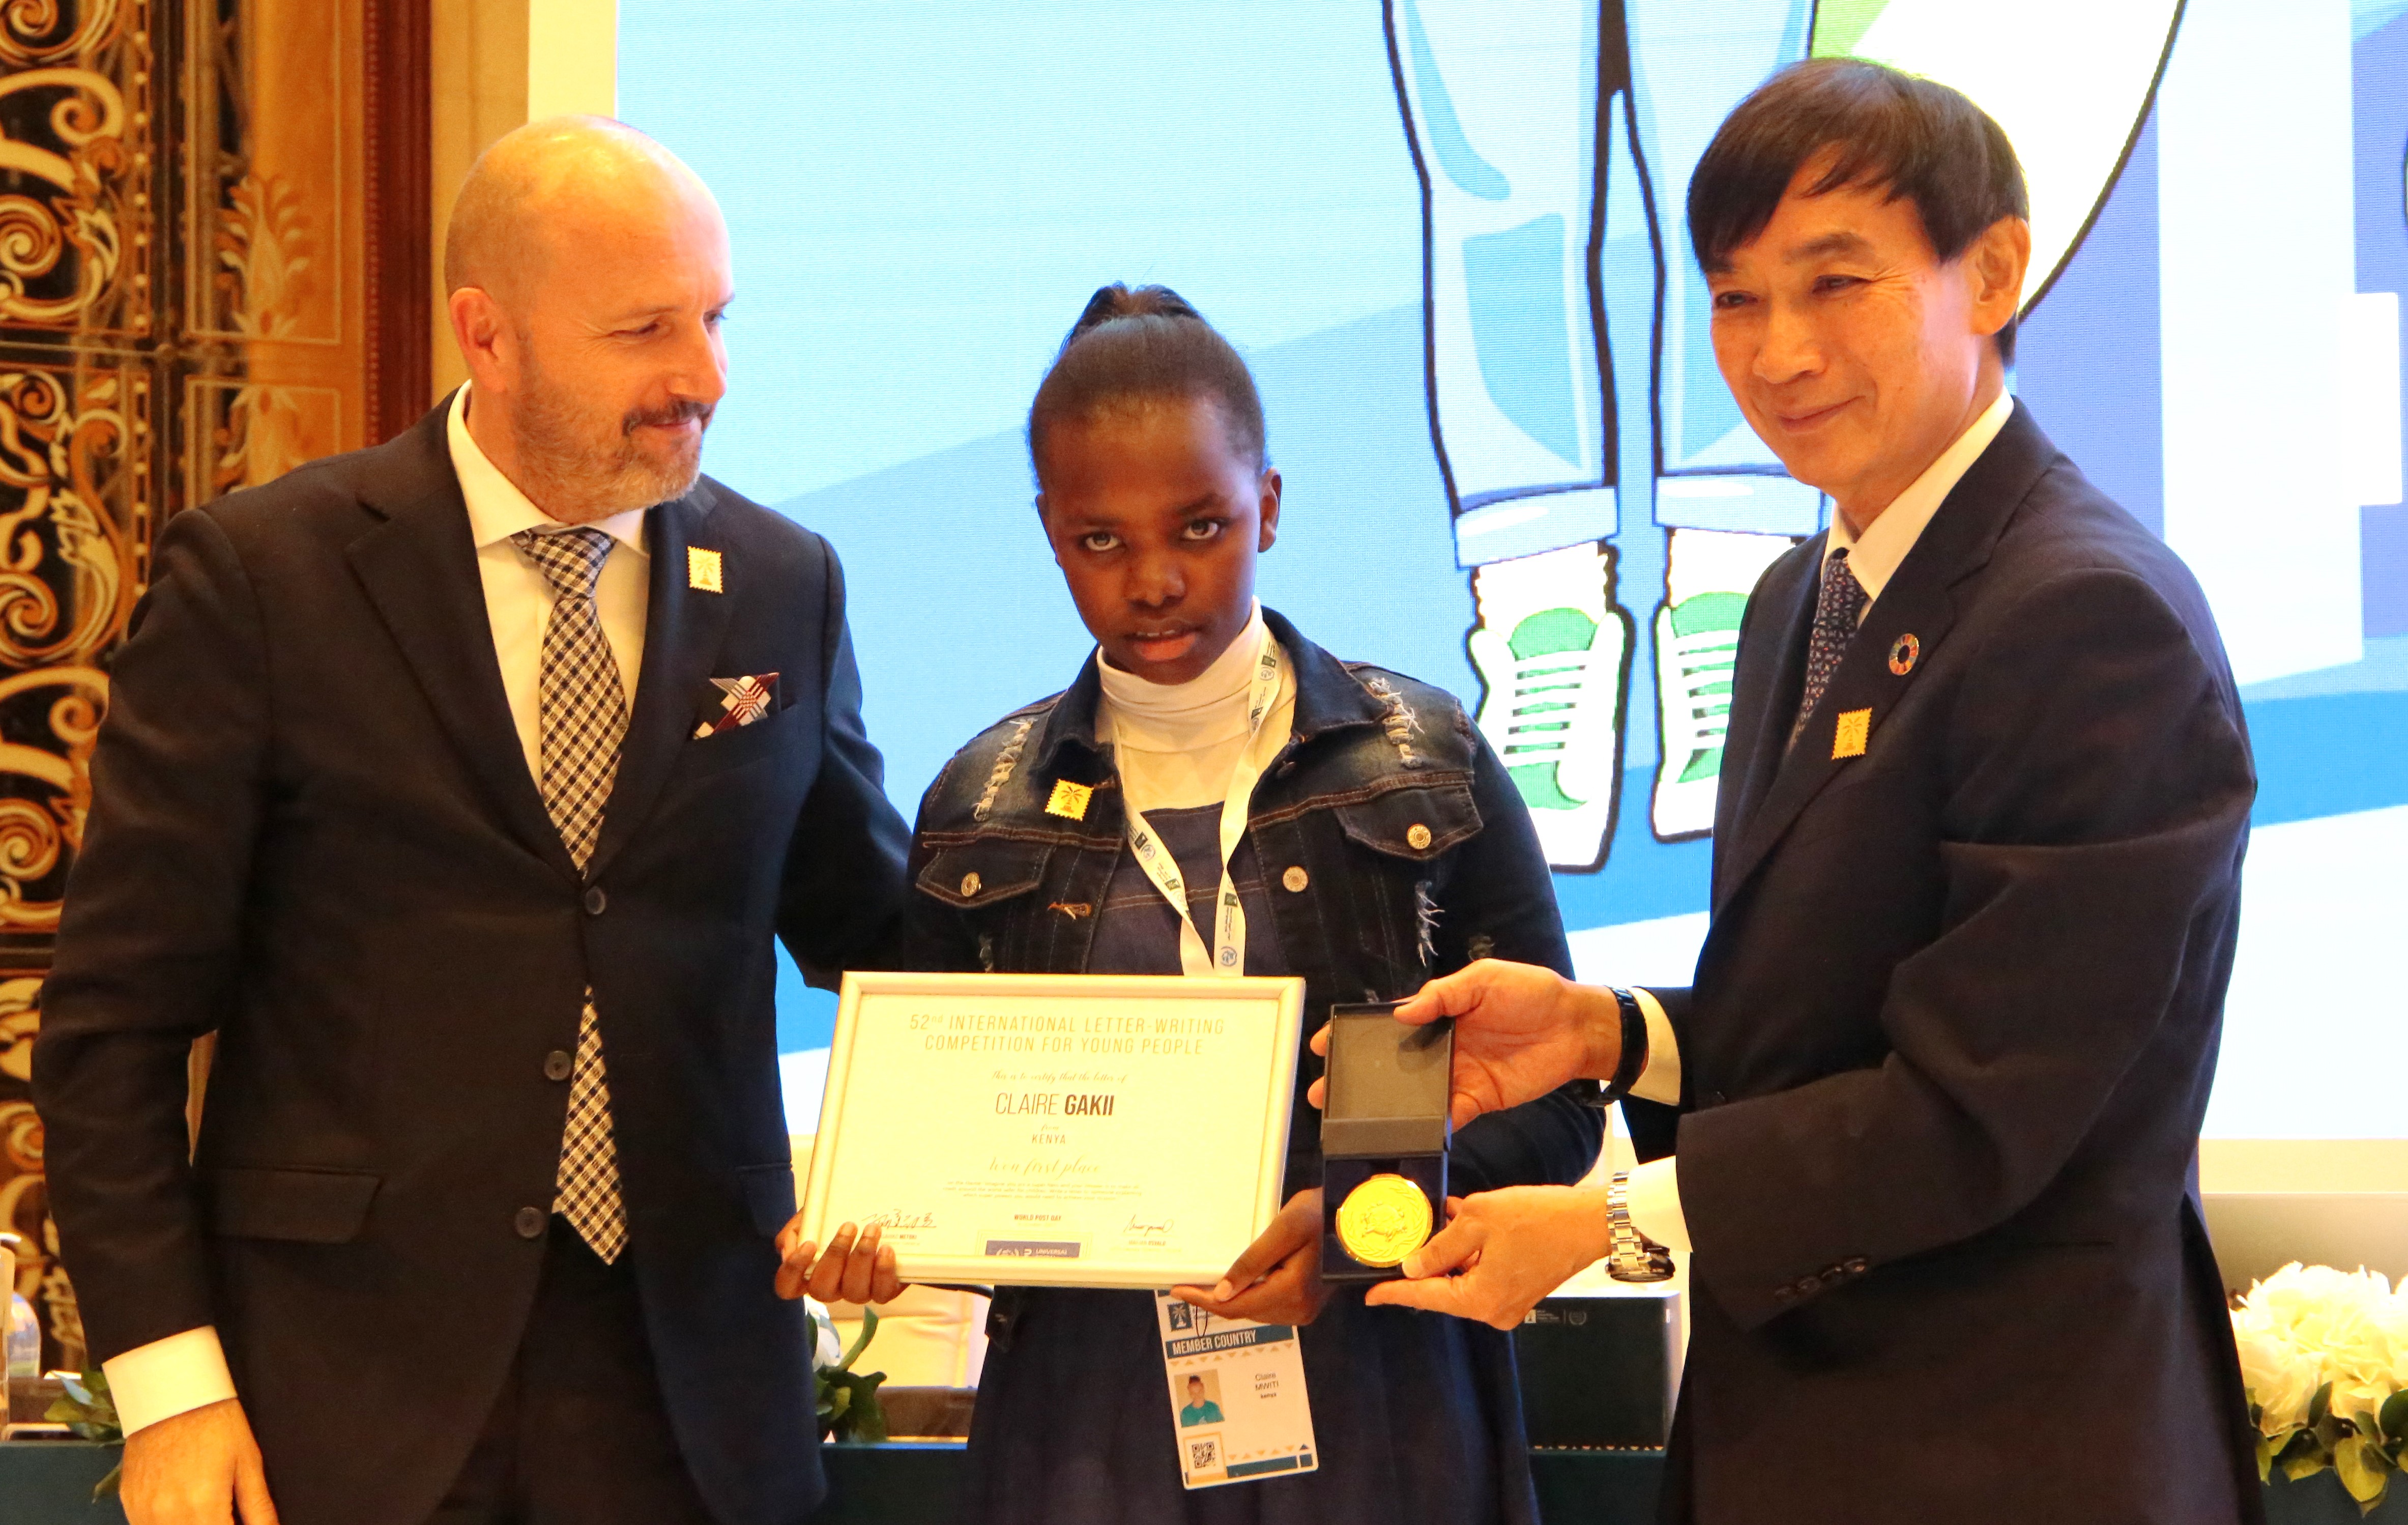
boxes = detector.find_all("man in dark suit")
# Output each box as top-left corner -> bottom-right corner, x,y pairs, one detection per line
34,118 -> 908,1525
1353,62 -> 2263,1523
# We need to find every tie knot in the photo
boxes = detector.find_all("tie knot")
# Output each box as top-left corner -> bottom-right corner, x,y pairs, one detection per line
513,526 -> 616,600
1818,548 -> 1867,624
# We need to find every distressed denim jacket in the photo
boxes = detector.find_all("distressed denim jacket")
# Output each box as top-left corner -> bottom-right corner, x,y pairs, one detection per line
897,609 -> 1602,1205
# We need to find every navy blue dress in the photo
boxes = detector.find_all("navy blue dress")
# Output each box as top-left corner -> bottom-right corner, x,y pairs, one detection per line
959,805 -> 1536,1525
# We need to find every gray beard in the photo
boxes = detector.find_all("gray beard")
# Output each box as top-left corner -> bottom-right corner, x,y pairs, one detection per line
511,365 -> 706,523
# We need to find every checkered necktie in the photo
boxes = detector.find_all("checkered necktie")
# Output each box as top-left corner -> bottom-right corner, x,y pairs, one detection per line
1789,548 -> 1868,750
514,527 -> 630,1262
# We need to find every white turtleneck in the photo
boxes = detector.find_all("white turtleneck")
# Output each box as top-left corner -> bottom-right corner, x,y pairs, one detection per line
1097,603 -> 1297,814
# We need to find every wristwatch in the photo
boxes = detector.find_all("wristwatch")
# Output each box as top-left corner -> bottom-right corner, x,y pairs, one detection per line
1605,1170 -> 1675,1283
1572,986 -> 1650,1108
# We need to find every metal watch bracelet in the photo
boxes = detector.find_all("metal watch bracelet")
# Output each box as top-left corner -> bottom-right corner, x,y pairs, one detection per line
1606,1169 -> 1675,1283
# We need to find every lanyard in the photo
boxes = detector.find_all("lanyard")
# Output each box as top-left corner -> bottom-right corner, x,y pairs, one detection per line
1115,634 -> 1288,978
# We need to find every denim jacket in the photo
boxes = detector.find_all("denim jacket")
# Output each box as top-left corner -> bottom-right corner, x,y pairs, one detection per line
898,610 -> 1602,1200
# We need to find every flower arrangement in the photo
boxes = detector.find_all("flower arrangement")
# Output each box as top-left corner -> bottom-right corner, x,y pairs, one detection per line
803,1296 -> 889,1443
2232,1263 -> 2408,1514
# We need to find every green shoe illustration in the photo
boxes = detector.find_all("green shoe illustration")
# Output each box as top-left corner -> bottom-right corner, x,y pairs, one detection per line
1650,591 -> 1746,840
1468,545 -> 1630,871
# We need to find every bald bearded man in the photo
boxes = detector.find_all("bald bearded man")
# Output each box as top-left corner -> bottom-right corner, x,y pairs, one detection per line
33,118 -> 909,1525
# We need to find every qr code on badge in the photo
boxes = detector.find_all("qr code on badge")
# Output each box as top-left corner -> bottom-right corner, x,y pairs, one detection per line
1187,1436 -> 1220,1472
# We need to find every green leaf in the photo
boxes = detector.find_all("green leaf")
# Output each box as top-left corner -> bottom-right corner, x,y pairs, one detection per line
2258,1435 -> 2277,1483
840,1371 -> 890,1444
2313,1383 -> 2336,1429
91,1464 -> 121,1503
2335,1436 -> 2389,1505
838,1307 -> 880,1373
2381,1391 -> 2408,1449
2281,1426 -> 2336,1483
45,1367 -> 124,1445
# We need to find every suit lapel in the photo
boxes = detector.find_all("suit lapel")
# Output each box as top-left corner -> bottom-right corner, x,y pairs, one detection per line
587,487 -> 735,880
1710,402 -> 2059,913
345,404 -> 579,883
1711,541 -> 1819,910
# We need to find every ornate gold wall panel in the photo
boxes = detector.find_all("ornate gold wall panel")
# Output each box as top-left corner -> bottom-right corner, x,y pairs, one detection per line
0,0 -> 413,1374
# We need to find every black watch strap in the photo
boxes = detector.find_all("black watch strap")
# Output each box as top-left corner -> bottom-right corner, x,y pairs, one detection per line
1594,986 -> 1649,1105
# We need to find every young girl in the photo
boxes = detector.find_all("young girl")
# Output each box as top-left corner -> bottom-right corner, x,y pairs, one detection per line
802,285 -> 1599,1524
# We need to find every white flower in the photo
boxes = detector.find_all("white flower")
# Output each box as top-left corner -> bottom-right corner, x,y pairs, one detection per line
2232,1264 -> 2408,1436
2233,1305 -> 2321,1435
804,1296 -> 846,1372
2380,1283 -> 2408,1392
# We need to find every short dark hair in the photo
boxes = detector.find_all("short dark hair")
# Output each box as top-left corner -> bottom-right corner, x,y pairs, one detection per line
1687,59 -> 2029,362
1027,284 -> 1268,482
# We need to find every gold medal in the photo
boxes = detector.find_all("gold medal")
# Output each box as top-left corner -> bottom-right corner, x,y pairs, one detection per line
1334,1173 -> 1433,1268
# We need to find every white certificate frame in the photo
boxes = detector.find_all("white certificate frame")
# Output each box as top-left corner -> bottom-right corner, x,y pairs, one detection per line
802,971 -> 1306,1288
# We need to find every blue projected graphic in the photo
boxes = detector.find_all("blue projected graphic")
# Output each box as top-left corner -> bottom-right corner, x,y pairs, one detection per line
618,0 -> 2408,1140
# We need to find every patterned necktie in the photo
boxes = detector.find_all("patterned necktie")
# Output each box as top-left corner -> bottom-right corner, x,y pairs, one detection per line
513,527 -> 630,1263
1789,548 -> 1868,750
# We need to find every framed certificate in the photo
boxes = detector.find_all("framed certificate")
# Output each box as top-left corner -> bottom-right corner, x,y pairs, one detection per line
801,971 -> 1307,1288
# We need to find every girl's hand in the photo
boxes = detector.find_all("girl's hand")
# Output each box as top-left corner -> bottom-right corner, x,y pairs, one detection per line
775,1214 -> 906,1306
1171,1189 -> 1329,1327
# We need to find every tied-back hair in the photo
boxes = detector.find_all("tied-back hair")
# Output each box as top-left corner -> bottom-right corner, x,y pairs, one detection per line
1027,283 -> 1268,481
1688,58 -> 2029,361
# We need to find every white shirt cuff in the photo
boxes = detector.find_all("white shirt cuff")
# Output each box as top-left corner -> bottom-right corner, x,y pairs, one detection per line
102,1325 -> 237,1435
1624,1157 -> 1691,1254
1627,987 -> 1682,1106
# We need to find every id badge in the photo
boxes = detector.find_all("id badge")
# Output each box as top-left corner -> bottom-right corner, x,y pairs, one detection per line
1154,1290 -> 1319,1489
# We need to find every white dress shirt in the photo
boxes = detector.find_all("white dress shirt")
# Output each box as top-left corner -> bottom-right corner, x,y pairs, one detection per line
102,385 -> 656,1435
1620,389 -> 2015,1254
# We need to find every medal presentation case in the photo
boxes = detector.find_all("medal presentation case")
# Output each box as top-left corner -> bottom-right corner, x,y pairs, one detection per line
1319,1002 -> 1453,1283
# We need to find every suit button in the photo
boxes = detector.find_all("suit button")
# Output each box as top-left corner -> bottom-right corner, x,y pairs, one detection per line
960,872 -> 981,898
1772,1284 -> 1796,1303
1406,823 -> 1433,850
1793,1276 -> 1820,1299
1282,866 -> 1309,893
1844,1257 -> 1869,1275
1820,1265 -> 1846,1286
583,886 -> 607,916
514,1206 -> 548,1240
544,1049 -> 573,1082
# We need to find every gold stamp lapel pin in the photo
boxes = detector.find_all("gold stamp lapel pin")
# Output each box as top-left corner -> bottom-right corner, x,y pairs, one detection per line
1046,779 -> 1094,821
687,546 -> 724,593
1833,708 -> 1872,760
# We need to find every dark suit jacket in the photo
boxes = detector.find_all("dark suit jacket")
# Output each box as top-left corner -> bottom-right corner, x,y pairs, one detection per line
1626,405 -> 2263,1524
34,399 -> 910,1525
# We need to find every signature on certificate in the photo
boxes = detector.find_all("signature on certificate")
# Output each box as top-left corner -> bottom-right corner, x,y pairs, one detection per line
1124,1213 -> 1175,1236
861,1209 -> 937,1229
